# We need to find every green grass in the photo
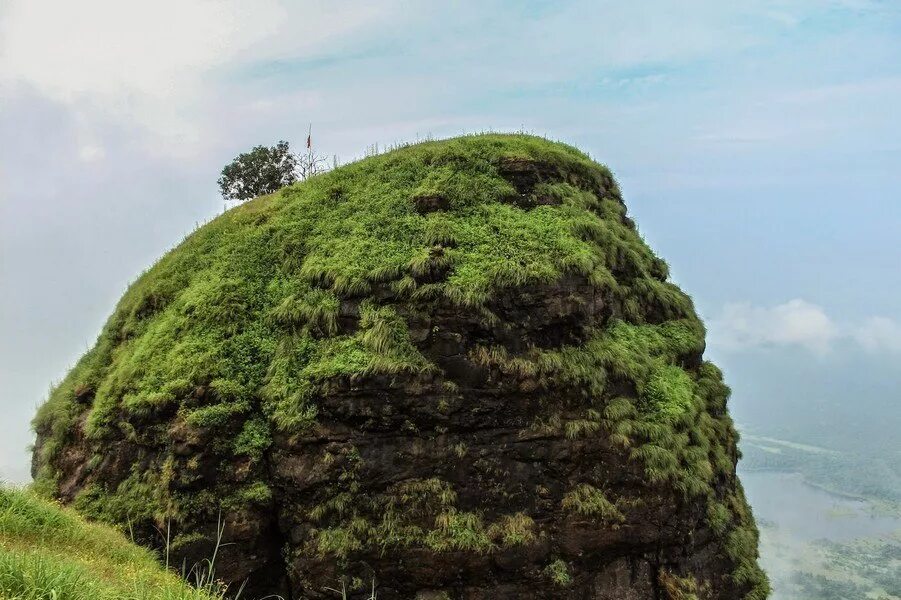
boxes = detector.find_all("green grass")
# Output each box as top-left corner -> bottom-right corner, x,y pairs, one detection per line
0,486 -> 227,600
307,473 -> 531,558
561,484 -> 623,522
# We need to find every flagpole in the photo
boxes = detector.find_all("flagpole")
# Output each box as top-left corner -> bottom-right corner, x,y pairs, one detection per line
306,123 -> 312,178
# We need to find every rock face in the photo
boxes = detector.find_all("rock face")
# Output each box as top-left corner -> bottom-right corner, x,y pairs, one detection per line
32,135 -> 769,599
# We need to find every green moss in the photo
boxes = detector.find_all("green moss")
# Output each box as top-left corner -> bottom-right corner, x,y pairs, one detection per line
271,287 -> 340,335
308,477 -> 539,557
225,481 -> 272,508
642,365 -> 695,422
523,318 -> 717,498
706,500 -> 732,537
72,470 -> 167,527
546,558 -> 572,587
184,401 -> 250,429
591,319 -> 705,382
358,302 -> 434,374
564,409 -> 603,439
232,417 -> 271,462
168,531 -> 208,553
722,489 -> 771,600
317,519 -> 367,558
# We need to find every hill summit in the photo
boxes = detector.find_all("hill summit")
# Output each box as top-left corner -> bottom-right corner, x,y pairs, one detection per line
32,134 -> 768,599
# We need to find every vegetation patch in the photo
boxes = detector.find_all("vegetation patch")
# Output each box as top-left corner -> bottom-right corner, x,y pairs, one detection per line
0,486 -> 226,600
308,475 -> 534,558
561,484 -> 624,522
545,558 -> 572,587
659,570 -> 707,600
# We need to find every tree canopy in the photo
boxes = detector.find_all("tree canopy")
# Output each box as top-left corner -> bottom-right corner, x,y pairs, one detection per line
218,141 -> 298,202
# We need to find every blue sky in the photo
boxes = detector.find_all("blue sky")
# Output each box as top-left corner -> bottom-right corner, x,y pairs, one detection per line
1,0 -> 899,481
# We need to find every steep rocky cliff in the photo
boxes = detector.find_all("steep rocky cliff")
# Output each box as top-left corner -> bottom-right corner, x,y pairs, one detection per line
32,134 -> 769,599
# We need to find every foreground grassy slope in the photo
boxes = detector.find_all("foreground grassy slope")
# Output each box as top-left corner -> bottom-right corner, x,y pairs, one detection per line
0,487 -> 223,600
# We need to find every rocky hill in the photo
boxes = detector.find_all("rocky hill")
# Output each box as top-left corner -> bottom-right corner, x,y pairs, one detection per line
31,134 -> 769,599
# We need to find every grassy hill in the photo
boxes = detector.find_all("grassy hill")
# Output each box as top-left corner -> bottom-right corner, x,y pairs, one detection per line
27,133 -> 767,598
0,486 -> 226,600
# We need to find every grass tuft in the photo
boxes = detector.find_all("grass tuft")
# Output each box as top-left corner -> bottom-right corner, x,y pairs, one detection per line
561,484 -> 623,522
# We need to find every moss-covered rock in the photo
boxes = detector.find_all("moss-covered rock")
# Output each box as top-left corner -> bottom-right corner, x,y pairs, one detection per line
32,134 -> 768,599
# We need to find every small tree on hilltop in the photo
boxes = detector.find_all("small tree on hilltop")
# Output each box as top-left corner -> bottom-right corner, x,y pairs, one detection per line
218,140 -> 299,203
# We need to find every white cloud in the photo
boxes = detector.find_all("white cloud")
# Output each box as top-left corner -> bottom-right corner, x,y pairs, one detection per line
0,0 -> 408,100
711,299 -> 839,354
710,300 -> 901,356
1,1 -> 256,99
852,316 -> 901,354
0,0 -> 406,155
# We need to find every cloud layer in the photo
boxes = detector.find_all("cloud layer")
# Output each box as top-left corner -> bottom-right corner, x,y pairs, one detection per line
0,0 -> 411,156
709,300 -> 901,356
